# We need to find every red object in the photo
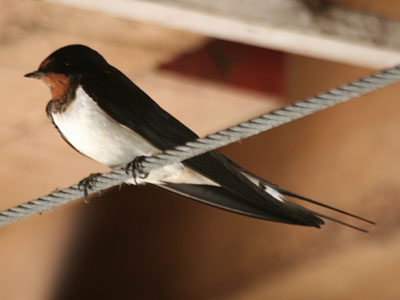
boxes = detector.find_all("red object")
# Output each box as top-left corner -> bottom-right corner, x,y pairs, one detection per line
160,39 -> 284,96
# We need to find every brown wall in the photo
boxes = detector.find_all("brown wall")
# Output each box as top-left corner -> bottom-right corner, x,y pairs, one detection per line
1,1 -> 400,299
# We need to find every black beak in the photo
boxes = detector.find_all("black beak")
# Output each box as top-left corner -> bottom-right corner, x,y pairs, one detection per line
24,71 -> 44,79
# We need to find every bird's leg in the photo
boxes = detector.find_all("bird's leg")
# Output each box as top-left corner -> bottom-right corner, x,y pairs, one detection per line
78,173 -> 102,203
125,156 -> 149,185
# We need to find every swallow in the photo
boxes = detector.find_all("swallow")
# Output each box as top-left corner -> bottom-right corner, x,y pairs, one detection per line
25,44 -> 374,231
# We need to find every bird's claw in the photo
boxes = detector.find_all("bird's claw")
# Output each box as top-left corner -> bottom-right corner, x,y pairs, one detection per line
78,173 -> 102,203
125,156 -> 149,184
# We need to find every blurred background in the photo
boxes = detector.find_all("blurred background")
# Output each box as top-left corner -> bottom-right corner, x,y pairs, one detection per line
1,0 -> 400,299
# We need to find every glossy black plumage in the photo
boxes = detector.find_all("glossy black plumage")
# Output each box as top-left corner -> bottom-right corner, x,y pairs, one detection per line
79,58 -> 323,227
25,44 -> 374,231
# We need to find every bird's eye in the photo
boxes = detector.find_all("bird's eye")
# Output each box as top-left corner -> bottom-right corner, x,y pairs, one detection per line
64,61 -> 70,67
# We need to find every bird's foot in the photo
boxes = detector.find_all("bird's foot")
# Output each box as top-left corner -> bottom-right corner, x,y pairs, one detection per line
78,173 -> 102,203
125,156 -> 149,184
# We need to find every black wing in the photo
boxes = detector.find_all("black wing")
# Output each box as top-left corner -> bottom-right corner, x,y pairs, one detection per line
79,67 -> 326,227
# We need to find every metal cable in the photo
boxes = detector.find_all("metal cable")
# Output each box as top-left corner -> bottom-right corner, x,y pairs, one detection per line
1,65 -> 400,227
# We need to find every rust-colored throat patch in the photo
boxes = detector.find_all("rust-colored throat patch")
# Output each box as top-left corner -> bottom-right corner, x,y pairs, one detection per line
41,73 -> 70,100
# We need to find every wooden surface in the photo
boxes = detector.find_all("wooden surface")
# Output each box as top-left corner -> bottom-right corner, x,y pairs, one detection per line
0,1 -> 279,299
226,55 -> 400,300
1,1 -> 400,299
50,0 -> 400,68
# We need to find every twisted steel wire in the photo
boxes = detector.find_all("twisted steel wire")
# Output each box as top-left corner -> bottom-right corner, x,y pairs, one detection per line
1,65 -> 400,227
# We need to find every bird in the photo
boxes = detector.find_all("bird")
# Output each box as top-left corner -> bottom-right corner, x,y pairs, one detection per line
25,44 -> 373,232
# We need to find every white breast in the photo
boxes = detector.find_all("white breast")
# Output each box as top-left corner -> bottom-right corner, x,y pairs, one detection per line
51,86 -> 159,168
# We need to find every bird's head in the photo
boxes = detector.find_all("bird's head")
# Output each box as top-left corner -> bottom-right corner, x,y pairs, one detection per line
25,44 -> 108,99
